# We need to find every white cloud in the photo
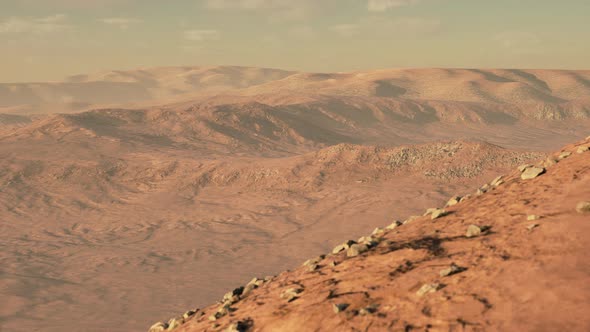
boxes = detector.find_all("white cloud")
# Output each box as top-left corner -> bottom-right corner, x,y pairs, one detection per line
184,29 -> 220,41
205,0 -> 317,21
99,17 -> 142,29
0,14 -> 70,34
494,31 -> 542,55
367,0 -> 421,12
329,24 -> 360,37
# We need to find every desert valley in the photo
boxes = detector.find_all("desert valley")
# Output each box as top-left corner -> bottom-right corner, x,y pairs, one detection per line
0,66 -> 589,331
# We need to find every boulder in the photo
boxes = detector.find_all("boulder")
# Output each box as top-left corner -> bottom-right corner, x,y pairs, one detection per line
148,322 -> 168,332
416,283 -> 441,297
576,201 -> 590,214
280,287 -> 304,302
333,303 -> 350,313
521,167 -> 545,180
431,209 -> 447,220
577,146 -> 590,154
347,243 -> 369,257
386,220 -> 403,230
558,151 -> 572,160
446,196 -> 461,207
466,225 -> 482,238
439,263 -> 465,277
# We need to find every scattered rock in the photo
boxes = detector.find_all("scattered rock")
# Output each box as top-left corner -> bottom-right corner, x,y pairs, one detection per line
371,227 -> 385,237
347,243 -> 369,257
476,188 -> 485,196
359,304 -> 379,315
329,261 -> 338,267
404,216 -> 420,224
446,196 -> 461,207
577,146 -> 590,154
386,220 -> 403,230
459,194 -> 471,202
466,225 -> 482,238
357,236 -> 379,247
182,310 -> 197,320
280,287 -> 304,302
224,320 -> 252,332
416,283 -> 441,297
303,255 -> 325,267
241,278 -> 264,298
166,317 -> 183,330
518,164 -> 533,172
148,322 -> 168,332
431,209 -> 447,220
439,263 -> 465,277
527,224 -> 539,231
527,215 -> 541,221
491,176 -> 504,187
521,167 -> 545,180
332,240 -> 357,254
558,151 -> 571,160
423,208 -> 438,216
333,303 -> 350,313
541,157 -> 558,168
576,201 -> 590,214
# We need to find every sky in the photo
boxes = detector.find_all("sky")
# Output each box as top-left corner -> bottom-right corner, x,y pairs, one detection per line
1,0 -> 589,82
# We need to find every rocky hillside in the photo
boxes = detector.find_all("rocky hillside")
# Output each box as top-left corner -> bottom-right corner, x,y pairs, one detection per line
152,137 -> 590,332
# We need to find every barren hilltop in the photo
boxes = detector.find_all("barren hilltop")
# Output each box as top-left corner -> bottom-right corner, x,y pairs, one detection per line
151,138 -> 590,332
0,67 -> 589,332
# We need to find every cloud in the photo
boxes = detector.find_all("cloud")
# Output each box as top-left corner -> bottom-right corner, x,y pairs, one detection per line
329,24 -> 360,37
204,0 -> 319,21
99,17 -> 142,29
184,29 -> 220,41
0,14 -> 70,34
367,0 -> 421,12
494,31 -> 542,55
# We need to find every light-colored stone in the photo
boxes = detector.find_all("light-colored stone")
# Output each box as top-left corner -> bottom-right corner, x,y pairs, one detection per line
303,255 -> 325,267
280,287 -> 303,302
148,322 -> 167,332
558,151 -> 572,160
182,310 -> 197,320
371,227 -> 385,237
577,146 -> 590,154
576,201 -> 590,214
333,303 -> 350,313
527,224 -> 539,231
166,317 -> 183,330
332,240 -> 356,254
431,209 -> 447,220
423,208 -> 437,216
466,225 -> 482,238
386,220 -> 403,230
416,283 -> 441,297
346,243 -> 369,257
404,216 -> 420,224
527,215 -> 541,221
521,167 -> 545,180
518,164 -> 533,172
446,196 -> 461,207
459,194 -> 471,202
439,263 -> 464,277
491,176 -> 503,187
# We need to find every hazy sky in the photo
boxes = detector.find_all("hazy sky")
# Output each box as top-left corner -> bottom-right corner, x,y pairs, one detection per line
1,0 -> 589,82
